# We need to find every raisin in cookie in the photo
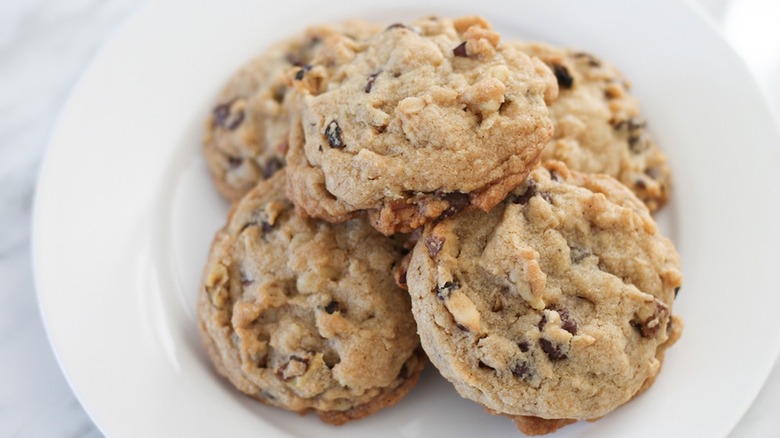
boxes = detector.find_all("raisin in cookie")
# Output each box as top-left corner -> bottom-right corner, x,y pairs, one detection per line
198,170 -> 423,424
204,21 -> 381,201
406,161 -> 682,433
286,16 -> 558,235
513,42 -> 671,212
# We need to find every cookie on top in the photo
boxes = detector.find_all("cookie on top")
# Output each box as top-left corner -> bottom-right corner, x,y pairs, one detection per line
286,16 -> 558,235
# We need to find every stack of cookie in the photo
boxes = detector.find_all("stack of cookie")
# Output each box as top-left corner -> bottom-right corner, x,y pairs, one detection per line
197,15 -> 682,435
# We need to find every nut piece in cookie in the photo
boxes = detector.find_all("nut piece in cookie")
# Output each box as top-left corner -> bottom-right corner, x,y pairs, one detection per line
514,42 -> 672,212
406,161 -> 682,432
286,16 -> 558,235
198,170 -> 423,423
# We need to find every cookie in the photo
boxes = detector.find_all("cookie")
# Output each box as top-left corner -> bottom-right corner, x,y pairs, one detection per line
198,170 -> 423,423
513,42 -> 671,212
406,161 -> 682,431
204,21 -> 382,201
286,16 -> 558,235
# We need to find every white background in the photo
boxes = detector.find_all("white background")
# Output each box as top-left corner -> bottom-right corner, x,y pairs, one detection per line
1,0 -> 778,436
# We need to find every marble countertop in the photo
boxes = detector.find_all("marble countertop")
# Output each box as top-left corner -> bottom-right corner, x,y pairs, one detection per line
1,0 -> 778,436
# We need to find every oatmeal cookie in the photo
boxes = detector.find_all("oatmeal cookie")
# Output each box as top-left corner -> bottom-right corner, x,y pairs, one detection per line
406,161 -> 682,431
198,170 -> 423,424
204,21 -> 381,201
286,16 -> 558,235
514,42 -> 671,212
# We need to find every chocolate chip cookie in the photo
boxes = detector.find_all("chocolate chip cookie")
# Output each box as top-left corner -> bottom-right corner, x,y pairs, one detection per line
197,170 -> 423,424
514,42 -> 671,212
204,21 -> 381,201
406,161 -> 682,433
286,16 -> 558,235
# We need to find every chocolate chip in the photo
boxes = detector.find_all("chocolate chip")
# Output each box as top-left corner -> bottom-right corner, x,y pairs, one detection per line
262,157 -> 284,179
437,191 -> 470,220
540,308 -> 577,334
557,307 -> 578,335
437,279 -> 460,300
213,100 -> 245,130
513,179 -> 538,205
635,179 -> 647,190
213,103 -> 231,125
540,338 -> 567,361
511,361 -> 532,379
324,300 -> 340,314
453,42 -> 468,57
552,64 -> 574,89
424,235 -> 445,259
365,71 -> 381,93
549,169 -> 560,181
539,191 -> 554,204
537,313 -> 547,331
325,120 -> 344,148
518,341 -> 530,353
611,117 -> 646,131
455,323 -> 469,332
261,221 -> 274,235
674,286 -> 680,298
294,64 -> 313,80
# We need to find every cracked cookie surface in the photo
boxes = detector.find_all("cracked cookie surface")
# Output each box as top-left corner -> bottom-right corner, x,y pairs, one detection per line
286,16 -> 558,235
197,170 -> 422,424
406,162 -> 682,430
203,21 -> 381,201
514,42 -> 672,212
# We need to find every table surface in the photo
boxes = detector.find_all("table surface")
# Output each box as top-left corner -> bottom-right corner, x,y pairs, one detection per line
1,0 -> 778,436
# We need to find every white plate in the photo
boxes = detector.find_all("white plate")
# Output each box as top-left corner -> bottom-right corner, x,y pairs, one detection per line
32,0 -> 780,437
